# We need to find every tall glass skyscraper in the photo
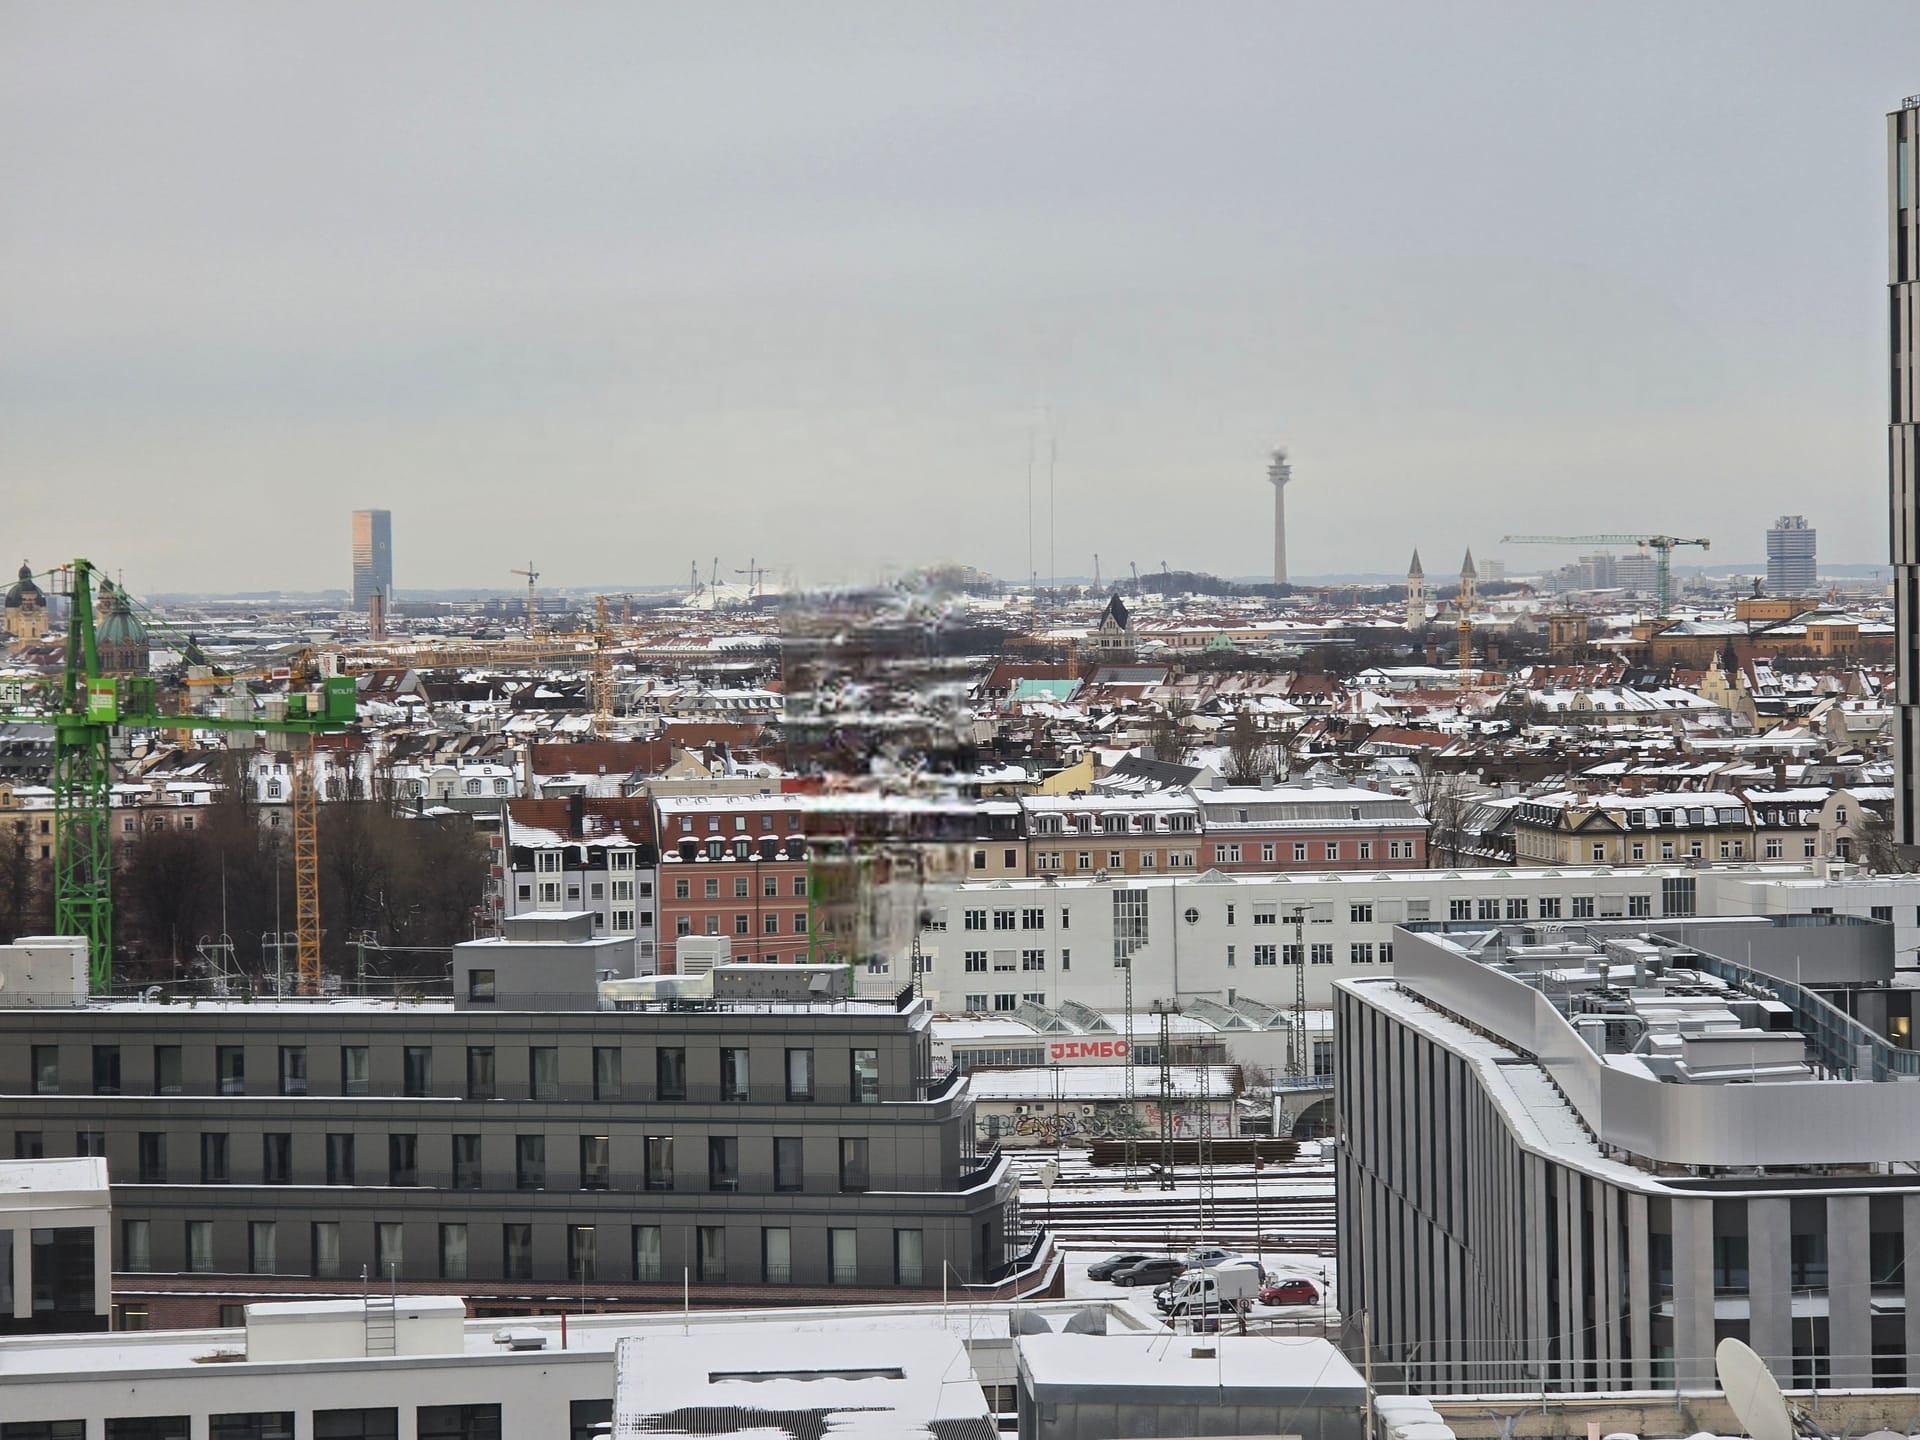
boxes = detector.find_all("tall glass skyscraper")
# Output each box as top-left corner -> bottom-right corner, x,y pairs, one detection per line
1766,515 -> 1816,594
351,509 -> 393,611
1891,98 -> 1918,845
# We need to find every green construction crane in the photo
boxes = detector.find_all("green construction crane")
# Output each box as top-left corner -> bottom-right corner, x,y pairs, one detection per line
1498,533 -> 1711,617
1,559 -> 357,994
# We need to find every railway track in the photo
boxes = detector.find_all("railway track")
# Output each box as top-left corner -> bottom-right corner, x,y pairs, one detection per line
1014,1151 -> 1338,1255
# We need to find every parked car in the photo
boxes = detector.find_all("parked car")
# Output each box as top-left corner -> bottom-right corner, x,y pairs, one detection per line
1087,1252 -> 1153,1282
1183,1246 -> 1242,1268
1259,1277 -> 1320,1307
1111,1256 -> 1188,1287
1155,1263 -> 1261,1316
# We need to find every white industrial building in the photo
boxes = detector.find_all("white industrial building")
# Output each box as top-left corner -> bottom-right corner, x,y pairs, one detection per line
0,1296 -> 1154,1440
915,862 -> 1920,1023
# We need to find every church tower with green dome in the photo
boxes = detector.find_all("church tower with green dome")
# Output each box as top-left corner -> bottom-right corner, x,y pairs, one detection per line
95,583 -> 150,676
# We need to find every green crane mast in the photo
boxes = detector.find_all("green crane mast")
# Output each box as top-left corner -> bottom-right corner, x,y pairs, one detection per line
4,559 -> 358,994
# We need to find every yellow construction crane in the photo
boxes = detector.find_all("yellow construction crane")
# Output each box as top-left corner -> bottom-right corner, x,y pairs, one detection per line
510,563 -> 540,635
591,596 -> 614,737
181,646 -> 342,993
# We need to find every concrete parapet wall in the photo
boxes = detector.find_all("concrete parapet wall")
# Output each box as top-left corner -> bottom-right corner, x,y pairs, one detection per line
1433,1387 -> 1920,1439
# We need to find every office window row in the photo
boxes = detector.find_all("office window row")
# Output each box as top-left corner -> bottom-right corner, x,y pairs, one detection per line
115,1131 -> 873,1193
960,992 -> 1052,1012
31,1043 -> 418,1098
121,1217 -> 919,1287
2,1405 -> 507,1440
32,1042 -> 885,1104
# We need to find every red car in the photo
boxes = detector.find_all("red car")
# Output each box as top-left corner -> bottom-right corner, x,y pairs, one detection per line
1259,1278 -> 1319,1306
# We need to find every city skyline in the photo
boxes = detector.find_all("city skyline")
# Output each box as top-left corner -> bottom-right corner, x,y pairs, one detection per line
3,5 -> 1915,593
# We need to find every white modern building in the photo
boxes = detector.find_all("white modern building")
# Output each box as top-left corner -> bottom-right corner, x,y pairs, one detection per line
915,861 -> 1920,1025
1337,914 -> 1920,1396
0,1157 -> 112,1338
0,1297 -> 1144,1440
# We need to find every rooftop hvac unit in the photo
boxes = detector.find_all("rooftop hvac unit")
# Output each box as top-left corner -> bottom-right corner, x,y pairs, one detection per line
492,1329 -> 548,1351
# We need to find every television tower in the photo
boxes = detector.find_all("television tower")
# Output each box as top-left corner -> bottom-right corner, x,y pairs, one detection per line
1267,448 -> 1292,586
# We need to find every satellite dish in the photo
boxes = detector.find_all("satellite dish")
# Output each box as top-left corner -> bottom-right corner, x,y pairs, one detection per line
1716,1337 -> 1793,1440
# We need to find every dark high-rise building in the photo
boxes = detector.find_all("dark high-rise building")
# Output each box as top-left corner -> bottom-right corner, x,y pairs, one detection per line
1893,101 -> 1919,845
1766,514 -> 1816,594
351,509 -> 393,611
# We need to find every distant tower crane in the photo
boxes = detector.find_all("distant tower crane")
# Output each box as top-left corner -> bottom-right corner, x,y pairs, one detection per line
1500,533 -> 1712,617
733,557 -> 766,601
591,596 -> 614,737
510,563 -> 540,634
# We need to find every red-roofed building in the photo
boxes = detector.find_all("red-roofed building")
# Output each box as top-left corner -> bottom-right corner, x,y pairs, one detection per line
654,794 -> 819,972
529,740 -> 672,797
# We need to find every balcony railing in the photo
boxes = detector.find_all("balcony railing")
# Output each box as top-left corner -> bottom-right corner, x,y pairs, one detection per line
960,1144 -> 1003,1188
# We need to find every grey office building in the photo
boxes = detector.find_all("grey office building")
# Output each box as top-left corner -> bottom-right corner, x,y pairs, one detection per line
1766,515 -> 1816,595
1337,915 -> 1920,1395
0,966 -> 1021,1328
1891,98 -> 1919,845
351,508 -> 393,611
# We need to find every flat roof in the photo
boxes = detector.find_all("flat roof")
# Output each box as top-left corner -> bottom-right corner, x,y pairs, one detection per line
614,1330 -> 993,1439
1017,1333 -> 1365,1406
0,1298 -> 1152,1381
0,1157 -> 107,1198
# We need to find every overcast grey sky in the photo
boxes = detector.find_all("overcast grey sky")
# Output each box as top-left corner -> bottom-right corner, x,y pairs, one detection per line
3,3 -> 1916,595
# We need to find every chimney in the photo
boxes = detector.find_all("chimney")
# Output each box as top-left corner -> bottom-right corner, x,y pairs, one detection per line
567,794 -> 585,840
1424,637 -> 1438,667
1772,757 -> 1786,788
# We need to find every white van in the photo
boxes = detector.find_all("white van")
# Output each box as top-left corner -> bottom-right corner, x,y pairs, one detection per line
1155,1258 -> 1262,1317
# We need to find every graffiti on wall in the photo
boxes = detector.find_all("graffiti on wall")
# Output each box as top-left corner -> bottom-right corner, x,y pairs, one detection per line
981,1101 -> 1227,1146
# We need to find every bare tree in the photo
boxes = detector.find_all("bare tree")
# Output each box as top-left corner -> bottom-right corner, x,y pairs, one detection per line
1857,809 -> 1916,875
122,827 -> 216,968
0,822 -> 47,943
1225,708 -> 1270,784
1410,759 -> 1473,867
1143,704 -> 1185,765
